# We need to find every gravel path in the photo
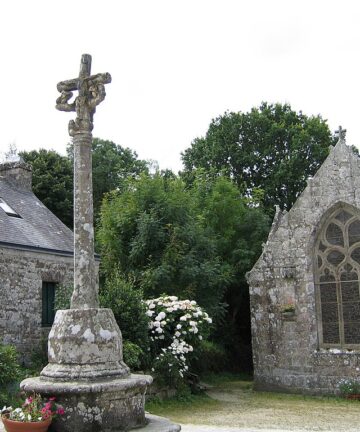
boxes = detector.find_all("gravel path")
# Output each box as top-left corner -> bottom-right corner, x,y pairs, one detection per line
157,380 -> 360,432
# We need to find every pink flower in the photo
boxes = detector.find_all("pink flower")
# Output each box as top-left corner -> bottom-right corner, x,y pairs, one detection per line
56,407 -> 65,416
23,397 -> 33,406
44,402 -> 52,410
49,397 -> 56,401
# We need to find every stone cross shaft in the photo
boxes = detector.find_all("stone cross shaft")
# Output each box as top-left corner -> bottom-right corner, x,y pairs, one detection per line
56,54 -> 111,309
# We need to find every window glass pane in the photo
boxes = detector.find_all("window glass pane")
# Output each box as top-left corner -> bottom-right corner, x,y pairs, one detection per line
326,223 -> 344,246
327,250 -> 345,266
335,210 -> 353,223
42,282 -> 56,327
348,220 -> 360,246
344,322 -> 360,344
320,282 -> 337,303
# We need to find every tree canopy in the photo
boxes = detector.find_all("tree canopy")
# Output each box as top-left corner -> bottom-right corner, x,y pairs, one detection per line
182,102 -> 335,215
20,139 -> 148,228
68,138 -> 149,221
98,171 -> 269,348
20,149 -> 73,228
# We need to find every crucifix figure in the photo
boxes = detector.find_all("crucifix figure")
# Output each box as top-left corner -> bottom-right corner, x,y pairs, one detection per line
335,125 -> 347,141
56,54 -> 111,309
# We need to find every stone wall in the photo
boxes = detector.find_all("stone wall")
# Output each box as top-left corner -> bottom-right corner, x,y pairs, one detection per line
0,245 -> 73,363
247,139 -> 360,395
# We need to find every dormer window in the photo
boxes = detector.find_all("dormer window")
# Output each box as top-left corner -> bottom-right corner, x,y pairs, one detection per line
0,197 -> 21,218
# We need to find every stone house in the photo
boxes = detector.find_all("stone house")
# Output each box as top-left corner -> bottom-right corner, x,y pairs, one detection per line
0,159 -> 74,361
247,134 -> 360,395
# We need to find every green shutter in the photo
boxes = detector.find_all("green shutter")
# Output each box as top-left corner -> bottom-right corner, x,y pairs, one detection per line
42,282 -> 56,327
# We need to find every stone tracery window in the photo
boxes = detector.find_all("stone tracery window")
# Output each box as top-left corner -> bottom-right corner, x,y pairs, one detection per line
315,207 -> 360,347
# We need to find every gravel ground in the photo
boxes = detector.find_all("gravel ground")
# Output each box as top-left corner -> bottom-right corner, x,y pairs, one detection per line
153,380 -> 360,432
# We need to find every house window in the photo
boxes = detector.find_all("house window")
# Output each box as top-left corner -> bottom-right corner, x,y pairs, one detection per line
0,197 -> 21,218
42,282 -> 57,327
315,207 -> 360,347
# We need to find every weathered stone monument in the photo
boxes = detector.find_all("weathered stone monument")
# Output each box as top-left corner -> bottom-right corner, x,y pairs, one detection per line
247,128 -> 360,395
21,55 -> 180,431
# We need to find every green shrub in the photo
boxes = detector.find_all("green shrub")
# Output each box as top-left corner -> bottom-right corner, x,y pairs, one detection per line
191,340 -> 229,375
123,341 -> 143,371
0,344 -> 22,407
0,344 -> 21,385
99,272 -> 150,364
54,283 -> 73,310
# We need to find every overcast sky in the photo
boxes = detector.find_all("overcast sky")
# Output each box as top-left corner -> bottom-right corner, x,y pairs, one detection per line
0,0 -> 359,172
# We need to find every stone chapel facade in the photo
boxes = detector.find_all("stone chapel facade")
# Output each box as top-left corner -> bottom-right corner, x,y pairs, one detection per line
0,159 -> 74,362
247,135 -> 360,395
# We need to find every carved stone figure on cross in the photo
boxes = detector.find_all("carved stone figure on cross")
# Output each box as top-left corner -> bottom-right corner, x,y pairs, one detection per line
56,54 -> 111,136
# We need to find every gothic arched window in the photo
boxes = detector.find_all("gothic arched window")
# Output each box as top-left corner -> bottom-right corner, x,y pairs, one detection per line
315,207 -> 360,348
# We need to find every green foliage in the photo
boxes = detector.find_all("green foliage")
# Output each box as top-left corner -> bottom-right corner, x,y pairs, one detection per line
0,344 -> 21,385
98,172 -> 269,371
182,102 -> 335,215
54,283 -> 73,310
20,149 -> 73,228
98,173 -> 234,322
67,138 -> 149,222
191,340 -> 229,375
99,272 -> 149,356
122,341 -> 143,371
0,344 -> 22,407
338,379 -> 360,396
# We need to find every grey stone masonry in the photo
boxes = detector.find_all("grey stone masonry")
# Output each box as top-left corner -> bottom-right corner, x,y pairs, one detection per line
0,247 -> 73,361
0,160 -> 32,191
0,158 -> 75,363
247,135 -> 360,395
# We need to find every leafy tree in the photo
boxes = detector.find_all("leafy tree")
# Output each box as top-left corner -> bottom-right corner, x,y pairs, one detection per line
182,102 -> 335,215
191,171 -> 270,369
20,149 -> 73,228
98,173 -> 232,322
68,138 -> 149,221
98,172 -> 270,371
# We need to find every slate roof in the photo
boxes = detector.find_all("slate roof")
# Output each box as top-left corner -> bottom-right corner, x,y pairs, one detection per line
0,175 -> 74,255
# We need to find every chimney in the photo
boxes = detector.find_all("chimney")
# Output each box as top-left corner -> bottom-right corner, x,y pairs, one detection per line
0,157 -> 32,191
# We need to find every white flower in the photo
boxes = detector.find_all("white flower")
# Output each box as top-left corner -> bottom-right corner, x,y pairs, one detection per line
166,307 -> 174,312
159,335 -> 165,339
155,311 -> 166,321
180,315 -> 187,321
176,324 -> 182,330
161,320 -> 167,326
189,320 -> 197,327
148,303 -> 155,309
28,414 -> 32,421
191,300 -> 197,305
175,331 -> 181,337
153,321 -> 161,327
199,335 -> 203,340
155,327 -> 163,333
206,317 -> 212,324
146,310 -> 154,316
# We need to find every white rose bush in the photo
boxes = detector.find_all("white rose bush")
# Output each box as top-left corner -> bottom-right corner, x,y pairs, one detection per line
145,295 -> 212,386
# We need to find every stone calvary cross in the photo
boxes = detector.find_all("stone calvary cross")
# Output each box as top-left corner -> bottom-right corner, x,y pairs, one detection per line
21,54 -> 177,432
56,54 -> 111,309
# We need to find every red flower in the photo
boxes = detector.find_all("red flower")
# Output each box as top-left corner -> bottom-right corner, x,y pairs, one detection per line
49,397 -> 56,401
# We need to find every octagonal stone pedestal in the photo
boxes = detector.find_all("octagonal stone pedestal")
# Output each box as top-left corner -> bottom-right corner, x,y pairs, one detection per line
20,308 -> 180,431
21,375 -> 153,432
